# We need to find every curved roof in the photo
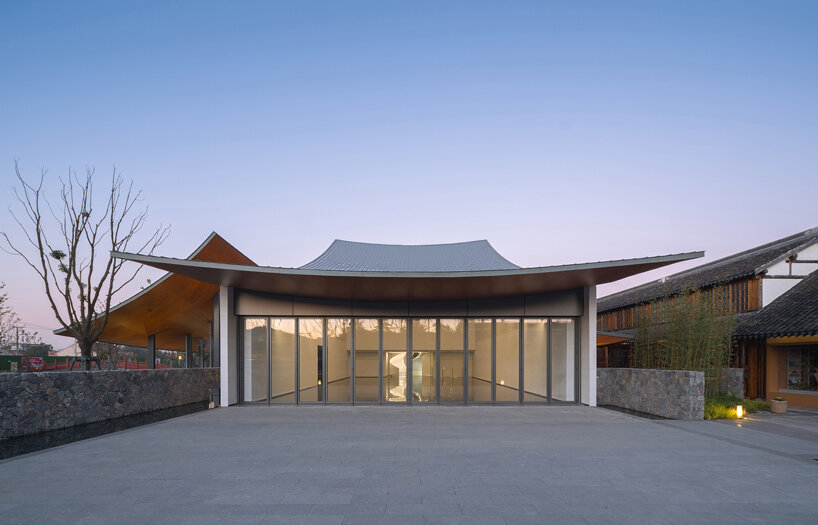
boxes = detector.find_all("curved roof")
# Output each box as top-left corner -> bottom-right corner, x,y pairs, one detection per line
300,239 -> 520,272
110,250 -> 703,302
61,233 -> 702,348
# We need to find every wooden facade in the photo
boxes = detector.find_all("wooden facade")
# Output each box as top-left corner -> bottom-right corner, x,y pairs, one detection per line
597,277 -> 760,332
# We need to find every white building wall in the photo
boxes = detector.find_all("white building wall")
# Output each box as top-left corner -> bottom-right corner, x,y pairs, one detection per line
762,241 -> 818,308
762,278 -> 802,308
219,286 -> 238,406
580,285 -> 597,406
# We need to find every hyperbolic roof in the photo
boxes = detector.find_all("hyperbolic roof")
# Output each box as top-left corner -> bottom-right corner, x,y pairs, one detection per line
300,239 -> 520,272
598,227 -> 818,313
735,270 -> 818,339
110,243 -> 703,302
58,234 -> 702,347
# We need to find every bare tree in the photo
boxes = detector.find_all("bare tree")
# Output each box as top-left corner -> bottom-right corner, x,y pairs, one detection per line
0,281 -> 41,352
2,162 -> 169,370
93,341 -> 126,369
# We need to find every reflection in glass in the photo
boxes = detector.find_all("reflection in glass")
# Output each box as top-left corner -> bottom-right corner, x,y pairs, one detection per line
551,319 -> 575,402
496,320 -> 520,402
327,319 -> 352,403
243,318 -> 268,402
270,318 -> 296,403
299,318 -> 324,402
412,319 -> 437,402
354,319 -> 380,402
524,319 -> 548,402
468,319 -> 492,402
382,319 -> 407,402
440,319 -> 464,402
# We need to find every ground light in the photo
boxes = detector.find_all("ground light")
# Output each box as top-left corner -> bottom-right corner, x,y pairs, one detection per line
736,404 -> 744,419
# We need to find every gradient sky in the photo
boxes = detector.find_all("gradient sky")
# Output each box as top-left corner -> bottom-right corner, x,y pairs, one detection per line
1,1 -> 817,348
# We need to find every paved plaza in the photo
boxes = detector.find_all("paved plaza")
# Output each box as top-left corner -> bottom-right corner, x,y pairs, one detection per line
1,405 -> 816,524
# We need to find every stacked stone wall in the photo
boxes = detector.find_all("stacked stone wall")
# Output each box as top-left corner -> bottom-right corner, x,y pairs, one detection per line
597,368 -> 704,420
724,368 -> 744,398
0,368 -> 219,440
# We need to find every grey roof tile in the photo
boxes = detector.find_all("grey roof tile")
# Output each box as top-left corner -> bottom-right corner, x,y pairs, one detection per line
598,227 -> 818,313
299,239 -> 520,272
735,270 -> 818,338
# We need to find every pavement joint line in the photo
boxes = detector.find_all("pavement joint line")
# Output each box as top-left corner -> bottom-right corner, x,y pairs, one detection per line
652,420 -> 818,464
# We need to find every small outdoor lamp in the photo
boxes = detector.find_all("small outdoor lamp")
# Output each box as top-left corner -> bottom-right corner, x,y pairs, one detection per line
736,404 -> 744,419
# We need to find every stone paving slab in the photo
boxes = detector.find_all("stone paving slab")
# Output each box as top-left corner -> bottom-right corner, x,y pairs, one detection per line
1,405 -> 817,524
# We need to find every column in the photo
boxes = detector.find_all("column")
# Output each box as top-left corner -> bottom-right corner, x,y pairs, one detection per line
219,286 -> 237,406
148,334 -> 156,369
185,334 -> 193,369
580,285 -> 597,406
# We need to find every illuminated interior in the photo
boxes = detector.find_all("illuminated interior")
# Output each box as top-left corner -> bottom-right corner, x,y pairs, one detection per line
240,316 -> 577,405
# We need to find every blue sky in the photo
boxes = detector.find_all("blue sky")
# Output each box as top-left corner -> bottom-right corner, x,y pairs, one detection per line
1,1 -> 817,347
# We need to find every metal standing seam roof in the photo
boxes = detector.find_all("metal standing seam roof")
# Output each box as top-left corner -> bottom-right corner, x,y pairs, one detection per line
598,227 -> 818,313
299,239 -> 521,272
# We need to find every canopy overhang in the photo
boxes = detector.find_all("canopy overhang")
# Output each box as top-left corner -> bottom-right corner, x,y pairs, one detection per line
57,234 -> 702,351
53,233 -> 256,350
110,250 -> 704,302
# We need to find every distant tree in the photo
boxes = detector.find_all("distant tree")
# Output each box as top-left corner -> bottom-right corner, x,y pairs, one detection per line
93,341 -> 126,369
23,343 -> 52,357
1,163 -> 169,369
0,281 -> 41,352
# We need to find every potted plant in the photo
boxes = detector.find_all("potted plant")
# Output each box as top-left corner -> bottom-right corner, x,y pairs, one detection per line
771,397 -> 787,414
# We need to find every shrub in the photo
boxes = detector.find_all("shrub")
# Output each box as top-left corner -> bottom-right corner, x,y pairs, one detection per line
704,393 -> 770,419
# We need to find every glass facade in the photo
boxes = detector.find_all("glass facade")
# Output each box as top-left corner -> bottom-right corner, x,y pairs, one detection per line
496,320 -> 520,402
299,318 -> 324,403
783,345 -> 818,392
243,318 -> 268,402
467,319 -> 492,402
383,319 -> 408,402
327,319 -> 352,403
523,319 -> 548,402
239,316 -> 578,405
412,319 -> 437,403
551,319 -> 576,403
440,319 -> 464,403
354,319 -> 380,402
270,318 -> 296,403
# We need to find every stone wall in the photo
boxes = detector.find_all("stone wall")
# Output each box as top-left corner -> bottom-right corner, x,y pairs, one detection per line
0,368 -> 219,440
597,368 -> 704,420
724,368 -> 744,398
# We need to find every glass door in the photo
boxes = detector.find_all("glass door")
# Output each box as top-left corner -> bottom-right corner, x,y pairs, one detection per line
523,319 -> 549,403
411,319 -> 437,403
299,318 -> 324,403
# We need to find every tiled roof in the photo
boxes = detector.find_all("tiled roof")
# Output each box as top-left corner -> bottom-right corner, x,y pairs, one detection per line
598,227 -> 818,313
735,270 -> 818,338
299,239 -> 520,272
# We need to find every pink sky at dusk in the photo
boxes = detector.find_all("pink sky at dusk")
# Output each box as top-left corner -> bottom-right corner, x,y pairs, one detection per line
1,1 -> 816,349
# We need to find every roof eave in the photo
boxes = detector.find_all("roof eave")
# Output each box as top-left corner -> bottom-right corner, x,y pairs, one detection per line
111,250 -> 703,280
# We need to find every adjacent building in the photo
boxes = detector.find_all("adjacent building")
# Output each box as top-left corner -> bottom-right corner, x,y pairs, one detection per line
597,227 -> 818,408
57,233 -> 699,407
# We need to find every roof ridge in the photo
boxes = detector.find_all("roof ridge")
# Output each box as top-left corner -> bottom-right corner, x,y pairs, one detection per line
661,227 -> 818,279
599,227 -> 818,310
299,239 -> 519,271
601,227 -> 818,301
332,239 -> 490,248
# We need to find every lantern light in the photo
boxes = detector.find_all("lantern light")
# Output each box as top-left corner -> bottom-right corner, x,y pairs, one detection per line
736,404 -> 744,419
